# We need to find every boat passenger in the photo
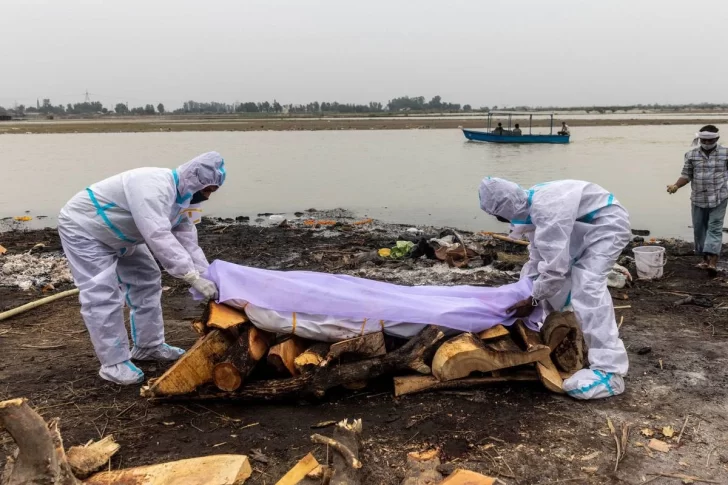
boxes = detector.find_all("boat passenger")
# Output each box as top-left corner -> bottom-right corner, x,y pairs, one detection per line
513,124 -> 522,136
558,122 -> 570,136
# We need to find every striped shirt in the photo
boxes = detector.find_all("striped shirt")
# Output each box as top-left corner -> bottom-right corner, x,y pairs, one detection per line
681,145 -> 728,208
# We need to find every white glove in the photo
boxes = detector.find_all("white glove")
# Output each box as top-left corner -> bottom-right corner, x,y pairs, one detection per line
183,272 -> 219,300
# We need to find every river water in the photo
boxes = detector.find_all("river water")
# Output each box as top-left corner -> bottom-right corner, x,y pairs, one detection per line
0,126 -> 714,239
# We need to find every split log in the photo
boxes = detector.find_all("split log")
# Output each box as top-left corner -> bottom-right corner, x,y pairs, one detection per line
66,435 -> 120,478
295,343 -> 331,374
402,449 -> 442,485
268,336 -> 309,375
541,312 -> 585,373
85,455 -> 252,485
432,332 -> 549,381
141,329 -> 231,397
513,321 -> 564,394
394,372 -> 539,397
438,469 -> 496,485
0,398 -> 80,485
477,325 -> 510,341
322,332 -> 386,366
192,319 -> 207,336
274,453 -> 319,485
203,301 -> 248,330
152,325 -> 446,401
212,324 -> 272,392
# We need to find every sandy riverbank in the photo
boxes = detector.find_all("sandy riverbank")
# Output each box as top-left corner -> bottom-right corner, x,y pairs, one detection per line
3,116 -> 728,135
1,213 -> 727,483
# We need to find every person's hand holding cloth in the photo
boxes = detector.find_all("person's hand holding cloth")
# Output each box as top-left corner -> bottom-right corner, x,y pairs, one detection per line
183,271 -> 219,300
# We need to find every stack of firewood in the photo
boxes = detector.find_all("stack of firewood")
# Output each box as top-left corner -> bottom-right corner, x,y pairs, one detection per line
141,303 -> 585,401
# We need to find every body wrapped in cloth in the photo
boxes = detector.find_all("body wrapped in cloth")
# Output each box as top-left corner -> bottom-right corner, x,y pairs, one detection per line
196,261 -> 542,341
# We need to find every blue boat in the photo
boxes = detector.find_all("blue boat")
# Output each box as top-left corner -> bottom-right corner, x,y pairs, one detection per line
461,111 -> 570,144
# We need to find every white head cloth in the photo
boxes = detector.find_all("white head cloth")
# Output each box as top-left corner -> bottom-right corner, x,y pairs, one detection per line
697,131 -> 720,140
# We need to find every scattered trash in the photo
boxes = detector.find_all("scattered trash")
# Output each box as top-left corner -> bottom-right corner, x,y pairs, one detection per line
580,451 -> 601,461
378,248 -> 391,258
352,218 -> 373,225
633,236 -> 645,243
378,241 -> 415,260
0,244 -> 6,255
648,438 -> 670,453
303,219 -> 337,226
641,428 -> 655,437
662,426 -> 675,438
13,216 -> 32,222
249,448 -> 270,464
269,215 -> 285,223
406,227 -> 422,235
1,252 -> 72,290
632,229 -> 651,236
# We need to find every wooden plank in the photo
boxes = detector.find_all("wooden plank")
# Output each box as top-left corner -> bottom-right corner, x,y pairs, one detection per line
274,452 -> 319,485
476,325 -> 510,341
432,332 -> 549,382
322,332 -> 386,366
438,469 -> 496,485
394,372 -> 539,397
85,455 -> 252,485
204,301 -> 249,330
141,330 -> 231,397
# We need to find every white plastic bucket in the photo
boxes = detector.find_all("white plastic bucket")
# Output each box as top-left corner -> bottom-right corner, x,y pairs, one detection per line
633,246 -> 666,279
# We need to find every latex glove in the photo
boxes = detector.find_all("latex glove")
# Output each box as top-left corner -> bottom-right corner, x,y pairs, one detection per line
183,272 -> 218,300
666,185 -> 679,194
507,297 -> 537,318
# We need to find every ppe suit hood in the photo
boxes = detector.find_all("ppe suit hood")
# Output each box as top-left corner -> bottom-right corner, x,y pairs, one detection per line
175,152 -> 226,204
478,177 -> 530,222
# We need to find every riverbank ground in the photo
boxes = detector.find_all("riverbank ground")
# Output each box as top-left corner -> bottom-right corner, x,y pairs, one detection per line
1,214 -> 727,484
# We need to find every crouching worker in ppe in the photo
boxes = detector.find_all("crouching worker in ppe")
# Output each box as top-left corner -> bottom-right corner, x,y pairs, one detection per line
58,152 -> 226,385
478,177 -> 630,400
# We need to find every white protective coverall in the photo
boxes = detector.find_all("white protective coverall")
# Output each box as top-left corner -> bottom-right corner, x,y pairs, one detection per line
58,152 -> 226,384
479,177 -> 630,399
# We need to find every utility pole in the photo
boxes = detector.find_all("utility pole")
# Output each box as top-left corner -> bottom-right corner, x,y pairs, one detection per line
84,90 -> 91,103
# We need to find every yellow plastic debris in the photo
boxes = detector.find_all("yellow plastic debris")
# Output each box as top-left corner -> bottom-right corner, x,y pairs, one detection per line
14,216 -> 32,222
378,248 -> 391,258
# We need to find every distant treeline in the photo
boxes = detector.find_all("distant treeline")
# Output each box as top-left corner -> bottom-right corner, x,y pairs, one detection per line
3,99 -> 728,117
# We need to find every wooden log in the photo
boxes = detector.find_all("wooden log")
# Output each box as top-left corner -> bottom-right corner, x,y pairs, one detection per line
394,372 -> 539,397
477,325 -> 510,341
151,326 -> 446,402
268,336 -> 309,376
274,452 -> 319,485
295,343 -> 331,374
0,398 -> 80,485
402,449 -> 443,485
513,321 -> 564,393
496,251 -> 528,265
212,324 -> 271,392
437,469 -> 496,485
431,332 -> 550,382
490,233 -> 529,246
192,319 -> 207,336
541,312 -> 585,373
85,455 -> 252,485
140,329 -> 231,397
66,435 -> 120,479
203,301 -> 248,330
322,332 -> 386,366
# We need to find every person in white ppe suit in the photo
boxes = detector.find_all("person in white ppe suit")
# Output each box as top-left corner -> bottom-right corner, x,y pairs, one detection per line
58,152 -> 225,385
478,177 -> 631,400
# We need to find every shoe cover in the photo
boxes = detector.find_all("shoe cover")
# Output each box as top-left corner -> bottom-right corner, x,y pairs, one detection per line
563,369 -> 624,400
99,361 -> 145,385
131,343 -> 185,361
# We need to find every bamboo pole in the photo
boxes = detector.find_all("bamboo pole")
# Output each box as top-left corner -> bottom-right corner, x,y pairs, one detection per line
0,289 -> 79,322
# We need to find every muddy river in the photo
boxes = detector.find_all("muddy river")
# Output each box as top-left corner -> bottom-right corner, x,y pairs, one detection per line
0,125 -> 713,238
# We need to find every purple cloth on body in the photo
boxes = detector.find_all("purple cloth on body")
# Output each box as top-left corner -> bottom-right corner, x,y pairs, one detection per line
199,260 -> 541,332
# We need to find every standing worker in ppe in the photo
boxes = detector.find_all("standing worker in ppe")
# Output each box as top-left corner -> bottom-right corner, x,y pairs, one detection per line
58,152 -> 226,385
478,177 -> 630,400
667,125 -> 727,276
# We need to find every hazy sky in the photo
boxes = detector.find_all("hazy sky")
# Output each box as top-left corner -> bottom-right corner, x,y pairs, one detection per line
3,0 -> 728,110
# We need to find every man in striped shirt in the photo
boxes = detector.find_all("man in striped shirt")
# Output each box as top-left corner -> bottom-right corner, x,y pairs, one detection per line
667,125 -> 728,275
